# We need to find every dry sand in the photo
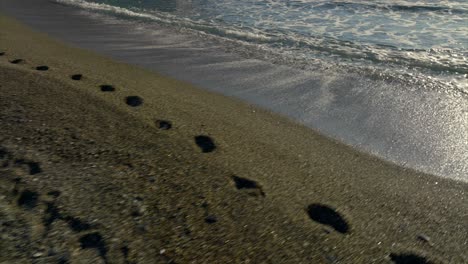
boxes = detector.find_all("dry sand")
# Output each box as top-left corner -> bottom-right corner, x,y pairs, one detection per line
0,14 -> 466,264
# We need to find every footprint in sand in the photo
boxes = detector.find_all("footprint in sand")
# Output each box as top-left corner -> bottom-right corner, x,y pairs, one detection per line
0,52 -> 5,56
36,66 -> 49,71
0,147 -> 42,175
155,120 -> 172,130
0,147 -> 12,167
71,74 -> 83,81
306,204 -> 349,234
204,215 -> 218,224
120,245 -> 131,263
195,135 -> 216,153
14,159 -> 42,175
100,85 -> 116,92
125,96 -> 143,107
47,190 -> 61,198
9,59 -> 24,64
44,200 -> 94,234
231,175 -> 265,197
79,232 -> 108,262
389,253 -> 434,264
17,189 -> 39,210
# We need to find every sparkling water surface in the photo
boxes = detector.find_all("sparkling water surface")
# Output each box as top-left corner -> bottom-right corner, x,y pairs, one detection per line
56,0 -> 467,92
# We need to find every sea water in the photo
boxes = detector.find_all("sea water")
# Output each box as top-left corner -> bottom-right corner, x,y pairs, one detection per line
40,0 -> 468,180
55,0 -> 467,93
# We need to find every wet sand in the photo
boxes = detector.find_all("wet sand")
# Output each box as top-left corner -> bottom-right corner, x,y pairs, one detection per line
0,14 -> 466,264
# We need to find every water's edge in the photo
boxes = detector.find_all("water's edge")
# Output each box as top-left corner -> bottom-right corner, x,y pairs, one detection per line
1,0 -> 467,182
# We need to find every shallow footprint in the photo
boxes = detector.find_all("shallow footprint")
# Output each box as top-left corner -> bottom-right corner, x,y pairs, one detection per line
36,66 -> 49,71
100,85 -> 115,92
390,253 -> 434,264
10,59 -> 24,64
232,175 -> 265,197
14,159 -> 42,175
306,204 -> 349,234
155,120 -> 172,130
125,96 -> 143,107
71,74 -> 83,81
195,135 -> 216,153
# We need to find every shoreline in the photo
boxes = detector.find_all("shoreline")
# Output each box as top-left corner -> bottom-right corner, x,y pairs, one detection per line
0,12 -> 467,264
1,0 -> 467,182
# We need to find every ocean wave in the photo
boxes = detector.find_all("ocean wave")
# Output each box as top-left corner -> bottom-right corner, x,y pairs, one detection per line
314,1 -> 467,14
54,0 -> 467,92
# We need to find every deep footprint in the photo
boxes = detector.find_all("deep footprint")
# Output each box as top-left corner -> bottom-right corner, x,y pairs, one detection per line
155,120 -> 172,130
79,232 -> 108,261
36,66 -> 49,71
390,253 -> 433,264
195,135 -> 216,153
27,162 -> 42,175
71,74 -> 83,80
10,59 -> 24,64
100,85 -> 115,92
204,215 -> 218,224
306,204 -> 349,234
232,175 -> 265,197
17,190 -> 39,209
125,96 -> 143,107
0,52 -> 5,56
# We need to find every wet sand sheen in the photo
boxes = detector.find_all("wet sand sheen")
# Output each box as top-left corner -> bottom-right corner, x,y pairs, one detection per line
0,14 -> 466,264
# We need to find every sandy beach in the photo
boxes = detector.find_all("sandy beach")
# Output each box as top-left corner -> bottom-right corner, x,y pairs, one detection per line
0,13 -> 467,264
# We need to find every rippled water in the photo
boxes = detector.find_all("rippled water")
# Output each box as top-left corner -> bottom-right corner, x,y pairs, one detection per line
57,0 -> 467,92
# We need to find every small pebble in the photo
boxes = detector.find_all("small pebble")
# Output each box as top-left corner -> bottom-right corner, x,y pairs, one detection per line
33,252 -> 43,258
417,234 -> 432,244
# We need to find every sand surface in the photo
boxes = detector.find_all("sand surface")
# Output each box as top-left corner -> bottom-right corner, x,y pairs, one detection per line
0,14 -> 467,264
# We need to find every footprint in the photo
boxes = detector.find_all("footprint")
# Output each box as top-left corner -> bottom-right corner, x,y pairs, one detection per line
390,253 -> 433,264
47,190 -> 61,198
0,52 -> 5,56
232,175 -> 265,197
66,217 -> 92,232
14,159 -> 42,175
17,189 -> 39,210
100,85 -> 115,92
120,245 -> 130,263
43,201 -> 92,233
194,135 -> 216,153
36,66 -> 49,71
0,147 -> 12,167
155,120 -> 172,130
125,96 -> 143,107
9,59 -> 24,64
0,147 -> 42,174
79,232 -> 108,262
43,202 -> 61,230
306,204 -> 349,234
71,74 -> 83,81
204,215 -> 218,224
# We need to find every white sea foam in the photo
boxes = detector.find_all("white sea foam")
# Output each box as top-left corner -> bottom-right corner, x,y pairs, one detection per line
55,0 -> 467,93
